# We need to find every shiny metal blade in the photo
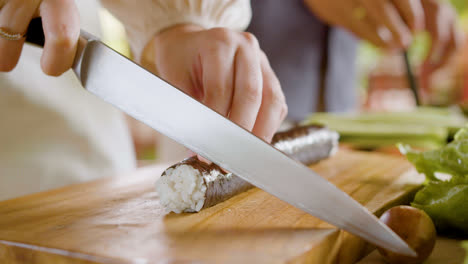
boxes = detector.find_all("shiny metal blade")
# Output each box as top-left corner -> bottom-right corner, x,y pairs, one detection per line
73,38 -> 416,257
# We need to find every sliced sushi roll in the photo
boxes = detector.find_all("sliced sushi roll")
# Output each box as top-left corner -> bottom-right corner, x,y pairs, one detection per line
156,156 -> 253,213
272,124 -> 339,165
155,125 -> 339,213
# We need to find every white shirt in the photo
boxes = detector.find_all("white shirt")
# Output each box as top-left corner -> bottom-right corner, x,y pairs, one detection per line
100,0 -> 251,61
0,0 -> 136,201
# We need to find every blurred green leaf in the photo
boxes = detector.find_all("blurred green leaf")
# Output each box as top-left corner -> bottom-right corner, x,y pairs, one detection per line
401,126 -> 468,234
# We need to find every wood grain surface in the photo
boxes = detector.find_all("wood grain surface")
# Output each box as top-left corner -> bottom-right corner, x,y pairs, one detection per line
0,149 -> 424,264
358,238 -> 466,264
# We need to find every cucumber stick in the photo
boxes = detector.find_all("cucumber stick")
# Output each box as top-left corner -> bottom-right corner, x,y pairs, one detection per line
302,107 -> 466,149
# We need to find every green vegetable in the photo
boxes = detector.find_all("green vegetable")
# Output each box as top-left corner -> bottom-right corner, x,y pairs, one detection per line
412,180 -> 468,233
400,126 -> 468,233
303,107 -> 466,149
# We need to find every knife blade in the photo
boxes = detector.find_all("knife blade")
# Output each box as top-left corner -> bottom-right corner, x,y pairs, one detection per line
26,19 -> 415,257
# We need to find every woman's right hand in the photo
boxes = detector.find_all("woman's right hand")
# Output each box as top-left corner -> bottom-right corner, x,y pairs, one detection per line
0,0 -> 80,76
141,24 -> 288,144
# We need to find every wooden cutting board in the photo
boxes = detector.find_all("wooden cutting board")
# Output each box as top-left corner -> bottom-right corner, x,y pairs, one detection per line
357,237 -> 466,264
0,149 -> 424,264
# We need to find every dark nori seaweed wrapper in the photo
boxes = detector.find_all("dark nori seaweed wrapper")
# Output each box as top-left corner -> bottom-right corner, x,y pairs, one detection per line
161,125 -> 339,211
162,156 -> 253,209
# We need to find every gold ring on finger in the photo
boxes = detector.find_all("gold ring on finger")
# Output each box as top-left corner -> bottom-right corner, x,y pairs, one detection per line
0,27 -> 25,41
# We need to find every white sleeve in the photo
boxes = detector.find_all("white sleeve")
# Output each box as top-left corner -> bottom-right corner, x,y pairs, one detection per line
100,0 -> 252,61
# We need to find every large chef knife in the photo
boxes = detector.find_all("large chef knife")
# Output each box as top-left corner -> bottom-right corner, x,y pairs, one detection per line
26,19 -> 415,256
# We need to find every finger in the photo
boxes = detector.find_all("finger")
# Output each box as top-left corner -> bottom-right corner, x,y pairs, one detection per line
420,20 -> 461,97
452,22 -> 465,54
358,0 -> 412,48
229,42 -> 263,132
437,24 -> 460,69
196,155 -> 212,165
427,21 -> 463,70
39,0 -> 80,76
0,0 -> 39,71
187,150 -> 212,165
251,52 -> 287,143
200,41 -> 236,117
345,13 -> 392,48
423,0 -> 453,66
391,0 -> 425,32
425,14 -> 452,68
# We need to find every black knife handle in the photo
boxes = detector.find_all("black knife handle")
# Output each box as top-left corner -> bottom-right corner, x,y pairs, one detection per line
25,17 -> 45,47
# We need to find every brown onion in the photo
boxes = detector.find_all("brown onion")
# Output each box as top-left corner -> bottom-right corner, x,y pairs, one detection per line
377,205 -> 436,264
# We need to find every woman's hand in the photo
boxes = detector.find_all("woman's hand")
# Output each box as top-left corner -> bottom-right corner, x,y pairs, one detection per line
0,0 -> 80,76
141,24 -> 288,143
304,0 -> 425,49
304,0 -> 463,70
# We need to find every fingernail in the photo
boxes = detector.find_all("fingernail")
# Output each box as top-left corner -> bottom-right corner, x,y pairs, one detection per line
377,27 -> 392,43
401,34 -> 412,49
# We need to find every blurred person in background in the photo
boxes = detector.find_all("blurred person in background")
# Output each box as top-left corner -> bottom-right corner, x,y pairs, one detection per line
248,0 -> 464,121
0,0 -> 286,200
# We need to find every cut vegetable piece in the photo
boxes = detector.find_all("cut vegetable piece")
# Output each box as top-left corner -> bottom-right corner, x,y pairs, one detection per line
155,125 -> 339,213
302,107 -> 466,149
305,107 -> 466,129
342,137 -> 445,150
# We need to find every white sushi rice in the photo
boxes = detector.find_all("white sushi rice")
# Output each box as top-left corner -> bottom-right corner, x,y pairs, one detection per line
155,164 -> 208,213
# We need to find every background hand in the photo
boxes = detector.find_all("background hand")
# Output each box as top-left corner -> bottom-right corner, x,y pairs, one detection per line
303,0 -> 425,49
421,0 -> 464,72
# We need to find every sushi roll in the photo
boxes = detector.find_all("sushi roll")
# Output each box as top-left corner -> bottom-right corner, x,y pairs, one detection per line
156,156 -> 253,213
155,125 -> 339,213
272,124 -> 339,165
